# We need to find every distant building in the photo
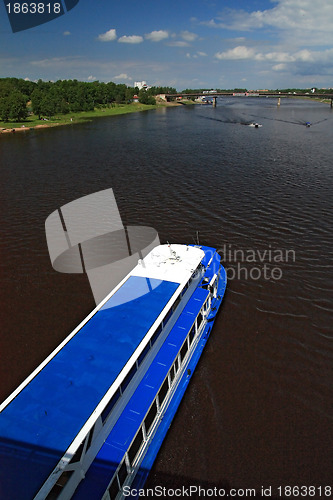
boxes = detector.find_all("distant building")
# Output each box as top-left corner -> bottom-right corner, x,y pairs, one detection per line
134,81 -> 150,91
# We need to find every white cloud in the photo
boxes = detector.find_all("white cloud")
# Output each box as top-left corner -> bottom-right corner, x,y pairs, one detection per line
167,41 -> 190,47
63,31 -> 71,36
255,51 -> 296,63
87,75 -> 96,81
215,46 -> 256,60
294,49 -> 314,62
214,44 -> 333,80
186,51 -> 207,59
214,45 -> 332,66
98,29 -> 117,42
118,35 -> 144,44
31,56 -> 80,67
145,30 -> 169,42
180,31 -> 198,42
114,73 -> 131,80
272,63 -> 288,72
205,1 -> 333,46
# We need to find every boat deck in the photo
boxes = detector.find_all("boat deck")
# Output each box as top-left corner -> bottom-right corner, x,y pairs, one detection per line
0,276 -> 179,499
72,286 -> 210,499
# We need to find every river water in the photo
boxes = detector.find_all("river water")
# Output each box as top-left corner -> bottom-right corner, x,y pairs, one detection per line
0,98 -> 332,497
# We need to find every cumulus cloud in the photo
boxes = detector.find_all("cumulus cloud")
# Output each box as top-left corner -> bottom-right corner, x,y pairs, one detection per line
186,51 -> 207,59
145,30 -> 169,42
63,31 -> 71,36
98,29 -> 117,42
167,41 -> 190,47
87,75 -> 96,81
272,63 -> 288,72
205,1 -> 333,47
118,35 -> 143,44
114,73 -> 131,80
215,46 -> 256,60
214,44 -> 333,78
180,30 -> 198,42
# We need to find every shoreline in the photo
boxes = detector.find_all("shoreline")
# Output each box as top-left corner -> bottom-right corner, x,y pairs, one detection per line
0,100 -> 181,135
1,96 -> 330,134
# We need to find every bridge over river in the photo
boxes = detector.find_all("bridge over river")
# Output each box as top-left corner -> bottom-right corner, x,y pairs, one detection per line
164,91 -> 333,107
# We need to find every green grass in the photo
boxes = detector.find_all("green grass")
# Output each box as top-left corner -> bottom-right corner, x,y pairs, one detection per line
0,103 -> 158,130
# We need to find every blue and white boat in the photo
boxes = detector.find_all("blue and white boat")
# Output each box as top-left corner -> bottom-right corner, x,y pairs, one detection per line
0,243 -> 227,499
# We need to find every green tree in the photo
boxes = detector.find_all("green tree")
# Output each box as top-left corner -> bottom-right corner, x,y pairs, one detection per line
138,90 -> 156,105
8,91 -> 28,121
31,89 -> 43,119
40,95 -> 57,117
0,97 -> 10,121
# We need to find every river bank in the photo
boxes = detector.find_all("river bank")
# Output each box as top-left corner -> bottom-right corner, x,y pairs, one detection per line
0,100 -> 180,134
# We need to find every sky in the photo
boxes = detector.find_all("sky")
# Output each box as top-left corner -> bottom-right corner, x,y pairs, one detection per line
0,0 -> 333,90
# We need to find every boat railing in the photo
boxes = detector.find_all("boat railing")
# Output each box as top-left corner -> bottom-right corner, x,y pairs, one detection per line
102,295 -> 210,500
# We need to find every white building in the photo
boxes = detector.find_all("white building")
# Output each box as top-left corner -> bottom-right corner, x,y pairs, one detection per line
134,81 -> 150,90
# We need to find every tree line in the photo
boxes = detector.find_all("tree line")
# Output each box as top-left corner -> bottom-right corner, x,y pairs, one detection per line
0,78 -> 177,122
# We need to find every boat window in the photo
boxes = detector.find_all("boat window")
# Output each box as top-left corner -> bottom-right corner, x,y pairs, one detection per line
101,389 -> 121,423
128,428 -> 144,465
189,325 -> 195,344
45,471 -> 74,499
158,378 -> 169,406
138,342 -> 150,366
172,295 -> 181,311
197,312 -> 203,330
86,427 -> 94,451
169,364 -> 176,384
144,401 -> 157,435
180,340 -> 188,362
150,324 -> 162,346
121,364 -> 137,393
108,477 -> 120,500
201,278 -> 210,289
181,281 -> 188,296
163,308 -> 172,326
191,268 -> 199,280
117,460 -> 127,486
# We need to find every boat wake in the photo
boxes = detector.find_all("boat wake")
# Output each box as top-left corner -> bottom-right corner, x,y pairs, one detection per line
244,113 -> 330,128
198,115 -> 256,126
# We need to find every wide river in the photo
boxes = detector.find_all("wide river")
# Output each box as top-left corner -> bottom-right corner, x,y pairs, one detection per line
1,98 -> 332,497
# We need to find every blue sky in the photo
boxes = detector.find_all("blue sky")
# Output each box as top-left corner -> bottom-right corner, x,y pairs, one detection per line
1,0 -> 333,90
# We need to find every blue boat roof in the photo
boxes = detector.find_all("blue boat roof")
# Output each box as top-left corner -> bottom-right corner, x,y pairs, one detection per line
0,276 -> 179,499
72,286 -> 210,499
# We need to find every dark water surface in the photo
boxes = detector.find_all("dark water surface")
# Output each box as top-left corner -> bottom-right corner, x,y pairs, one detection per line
1,98 -> 332,496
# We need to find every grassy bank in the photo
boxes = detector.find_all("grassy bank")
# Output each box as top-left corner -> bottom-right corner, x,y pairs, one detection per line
0,102 -> 163,132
